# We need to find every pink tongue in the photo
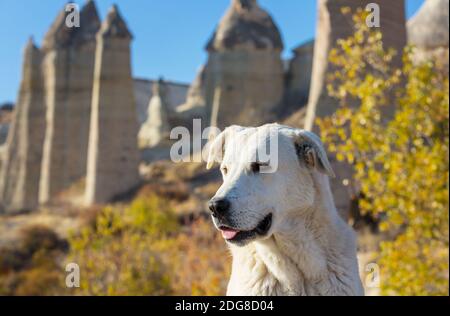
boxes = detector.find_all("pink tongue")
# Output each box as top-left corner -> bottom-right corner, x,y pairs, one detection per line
221,229 -> 239,240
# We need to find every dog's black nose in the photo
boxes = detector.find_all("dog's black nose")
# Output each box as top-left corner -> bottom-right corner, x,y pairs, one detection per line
208,198 -> 230,217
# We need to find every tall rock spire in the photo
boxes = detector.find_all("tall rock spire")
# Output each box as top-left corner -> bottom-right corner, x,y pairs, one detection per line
304,0 -> 407,219
177,65 -> 207,113
206,0 -> 283,52
138,79 -> 171,148
39,1 -> 100,204
201,0 -> 284,129
305,0 -> 406,131
42,1 -> 101,50
42,3 -> 77,51
73,0 -> 101,44
408,0 -> 449,49
283,40 -> 315,116
98,4 -> 133,39
85,4 -> 140,204
0,37 -> 46,213
407,0 -> 449,66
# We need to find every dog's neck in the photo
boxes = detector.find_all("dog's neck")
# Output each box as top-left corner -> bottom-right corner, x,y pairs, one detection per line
227,172 -> 362,296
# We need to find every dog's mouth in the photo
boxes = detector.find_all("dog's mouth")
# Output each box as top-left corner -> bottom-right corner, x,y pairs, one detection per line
218,213 -> 272,245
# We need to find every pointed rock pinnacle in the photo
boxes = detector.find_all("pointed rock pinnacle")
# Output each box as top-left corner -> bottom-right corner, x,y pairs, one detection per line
206,0 -> 283,51
98,4 -> 133,39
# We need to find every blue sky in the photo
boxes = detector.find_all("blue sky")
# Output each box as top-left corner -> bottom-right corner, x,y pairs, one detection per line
0,0 -> 424,104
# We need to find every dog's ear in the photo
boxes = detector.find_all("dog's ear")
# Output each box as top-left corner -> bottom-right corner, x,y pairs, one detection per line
206,125 -> 243,169
293,129 -> 335,178
206,130 -> 226,170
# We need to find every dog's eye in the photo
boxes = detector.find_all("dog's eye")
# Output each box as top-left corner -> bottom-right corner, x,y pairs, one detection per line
221,167 -> 228,175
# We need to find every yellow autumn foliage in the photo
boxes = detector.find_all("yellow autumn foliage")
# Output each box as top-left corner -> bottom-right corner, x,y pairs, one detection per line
68,194 -> 230,296
317,10 -> 449,295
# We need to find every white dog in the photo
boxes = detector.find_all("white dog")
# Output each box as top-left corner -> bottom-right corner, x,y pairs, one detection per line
206,124 -> 364,296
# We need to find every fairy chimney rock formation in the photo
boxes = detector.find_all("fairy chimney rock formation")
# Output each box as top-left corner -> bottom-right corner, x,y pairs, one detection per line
305,0 -> 407,131
407,0 -> 449,66
85,5 -> 140,205
138,80 -> 171,148
206,0 -> 283,51
176,65 -> 207,117
39,1 -> 100,204
203,0 -> 285,129
304,0 -> 407,219
0,38 -> 46,213
283,39 -> 315,116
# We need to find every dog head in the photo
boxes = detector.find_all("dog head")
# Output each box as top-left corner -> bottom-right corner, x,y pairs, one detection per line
206,124 -> 335,246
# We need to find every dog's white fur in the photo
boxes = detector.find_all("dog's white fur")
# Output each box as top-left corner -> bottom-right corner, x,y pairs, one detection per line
206,124 -> 364,296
